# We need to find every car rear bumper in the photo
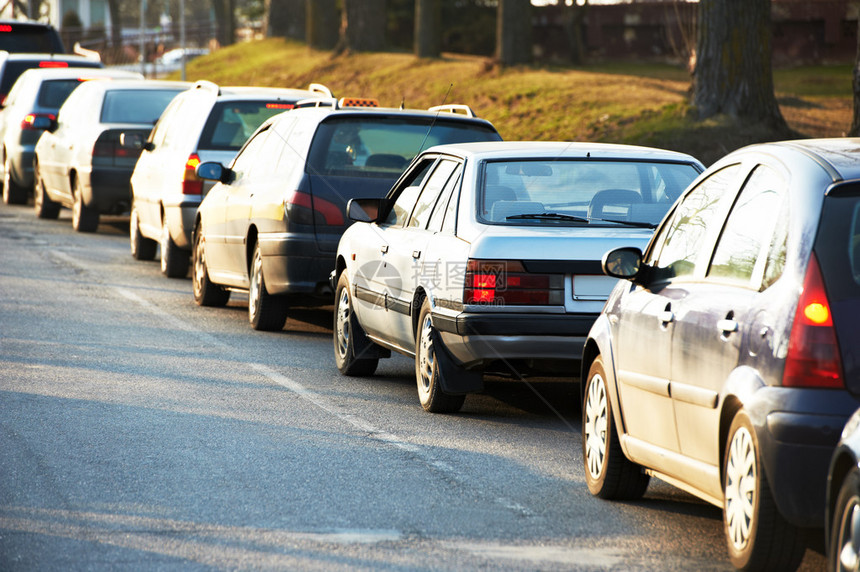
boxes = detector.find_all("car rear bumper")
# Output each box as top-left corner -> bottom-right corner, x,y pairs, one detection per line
258,231 -> 334,300
86,167 -> 134,213
163,199 -> 201,250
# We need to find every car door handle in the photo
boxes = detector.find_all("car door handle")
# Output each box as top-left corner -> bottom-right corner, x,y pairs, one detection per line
717,319 -> 739,334
412,250 -> 421,259
380,245 -> 388,254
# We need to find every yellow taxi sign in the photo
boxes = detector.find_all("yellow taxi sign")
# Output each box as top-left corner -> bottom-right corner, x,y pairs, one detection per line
339,97 -> 378,108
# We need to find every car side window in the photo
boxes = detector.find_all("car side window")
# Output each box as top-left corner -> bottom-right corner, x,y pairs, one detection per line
649,164 -> 741,281
230,126 -> 271,183
149,97 -> 183,148
708,165 -> 788,289
408,159 -> 459,229
383,158 -> 436,226
429,165 -> 463,233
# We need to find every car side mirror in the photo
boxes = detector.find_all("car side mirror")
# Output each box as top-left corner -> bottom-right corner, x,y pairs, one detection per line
602,247 -> 643,281
142,141 -> 155,152
347,198 -> 386,223
31,115 -> 55,132
196,161 -> 232,184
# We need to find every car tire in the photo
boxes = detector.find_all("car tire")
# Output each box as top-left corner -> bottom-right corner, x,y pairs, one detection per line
723,410 -> 804,571
248,241 -> 287,331
192,228 -> 229,307
582,356 -> 650,500
33,163 -> 59,219
415,297 -> 466,413
71,176 -> 98,232
130,206 -> 157,260
3,153 -> 27,205
160,213 -> 189,278
830,467 -> 860,572
333,272 -> 379,376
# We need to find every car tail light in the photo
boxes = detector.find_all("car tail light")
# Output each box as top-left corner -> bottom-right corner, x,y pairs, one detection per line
266,103 -> 293,110
284,191 -> 344,225
464,259 -> 563,305
21,113 -> 55,130
182,153 -> 203,195
39,61 -> 68,68
783,253 -> 843,388
0,25 -> 12,32
93,138 -> 137,159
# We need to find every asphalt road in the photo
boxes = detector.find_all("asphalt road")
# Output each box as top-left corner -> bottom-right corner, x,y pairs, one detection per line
0,201 -> 826,571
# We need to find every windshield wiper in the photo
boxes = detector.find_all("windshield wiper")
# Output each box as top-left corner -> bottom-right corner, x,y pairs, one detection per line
596,218 -> 658,229
506,212 -> 589,223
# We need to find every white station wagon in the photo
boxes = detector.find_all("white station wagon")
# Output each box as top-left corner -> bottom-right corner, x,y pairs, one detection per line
332,141 -> 704,412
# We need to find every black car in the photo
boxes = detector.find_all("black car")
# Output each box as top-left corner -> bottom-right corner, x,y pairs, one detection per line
582,138 -> 860,571
193,97 -> 501,331
0,20 -> 64,54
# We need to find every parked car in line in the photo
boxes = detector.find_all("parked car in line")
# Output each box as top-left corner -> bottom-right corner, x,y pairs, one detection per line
333,141 -> 702,412
129,81 -> 332,278
0,67 -> 142,205
0,21 -> 65,54
582,138 -> 860,571
828,409 -> 860,572
193,98 -> 501,331
33,79 -> 190,231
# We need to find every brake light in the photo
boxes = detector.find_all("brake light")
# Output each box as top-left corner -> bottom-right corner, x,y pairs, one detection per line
284,191 -> 344,225
21,113 -> 55,130
266,103 -> 293,109
0,25 -> 12,32
464,259 -> 563,305
182,154 -> 203,195
39,61 -> 68,68
783,254 -> 843,388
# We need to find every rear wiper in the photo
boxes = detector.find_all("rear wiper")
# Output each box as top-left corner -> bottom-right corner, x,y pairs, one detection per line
506,212 -> 589,223
596,218 -> 658,229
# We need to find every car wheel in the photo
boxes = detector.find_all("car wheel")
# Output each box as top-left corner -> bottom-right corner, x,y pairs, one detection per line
723,410 -> 804,571
130,206 -> 157,260
333,272 -> 378,376
415,297 -> 465,413
160,213 -> 189,278
831,467 -> 860,572
2,153 -> 27,205
248,241 -> 287,331
33,163 -> 59,219
71,176 -> 98,232
192,228 -> 229,307
582,356 -> 650,499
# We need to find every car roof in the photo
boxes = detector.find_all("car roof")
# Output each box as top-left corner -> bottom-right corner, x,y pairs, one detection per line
191,84 -> 318,101
79,79 -> 191,92
288,104 -> 498,130
17,67 -> 142,82
0,51 -> 96,63
766,138 -> 860,182
418,140 -> 703,164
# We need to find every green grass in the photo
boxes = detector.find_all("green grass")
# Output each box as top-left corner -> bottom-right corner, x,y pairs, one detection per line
172,38 -> 853,165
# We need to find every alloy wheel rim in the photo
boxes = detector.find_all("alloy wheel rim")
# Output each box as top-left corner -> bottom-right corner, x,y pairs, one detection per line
725,426 -> 756,551
160,223 -> 169,273
335,288 -> 350,359
584,373 -> 608,480
193,236 -> 205,297
417,314 -> 434,392
838,498 -> 860,571
249,252 -> 261,319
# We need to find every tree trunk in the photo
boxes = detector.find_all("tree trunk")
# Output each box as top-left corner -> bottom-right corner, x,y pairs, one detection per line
339,0 -> 386,53
268,0 -> 305,39
212,0 -> 235,47
306,0 -> 338,50
693,0 -> 786,129
564,0 -> 587,66
106,0 -> 122,47
850,7 -> 860,136
415,0 -> 440,58
496,0 -> 531,66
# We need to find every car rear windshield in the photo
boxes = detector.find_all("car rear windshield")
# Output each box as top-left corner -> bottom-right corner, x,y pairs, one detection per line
198,100 -> 295,151
478,159 -> 700,226
100,89 -> 184,124
37,78 -> 86,109
0,24 -> 64,53
815,185 -> 860,301
1,59 -> 101,94
307,116 -> 501,177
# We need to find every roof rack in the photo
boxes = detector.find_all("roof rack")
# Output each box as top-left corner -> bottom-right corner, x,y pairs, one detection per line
194,79 -> 220,95
308,83 -> 333,98
428,104 -> 476,118
295,97 -> 337,109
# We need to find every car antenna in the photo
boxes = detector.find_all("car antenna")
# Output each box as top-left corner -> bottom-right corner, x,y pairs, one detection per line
417,83 -> 453,154
399,98 -> 405,110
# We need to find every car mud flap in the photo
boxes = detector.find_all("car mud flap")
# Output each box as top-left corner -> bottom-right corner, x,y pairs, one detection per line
352,319 -> 391,360
432,330 -> 484,395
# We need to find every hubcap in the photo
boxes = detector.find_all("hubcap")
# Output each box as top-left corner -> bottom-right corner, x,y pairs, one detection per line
160,221 -> 169,273
193,235 -> 205,297
584,373 -> 608,480
249,251 -> 262,319
417,314 -> 434,392
725,426 -> 756,551
838,497 -> 860,571
335,288 -> 350,359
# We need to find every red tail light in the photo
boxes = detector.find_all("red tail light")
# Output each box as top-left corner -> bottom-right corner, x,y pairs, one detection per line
21,113 -> 55,130
0,25 -> 12,32
182,154 -> 203,195
464,259 -> 563,305
284,191 -> 344,225
39,61 -> 68,68
783,254 -> 843,388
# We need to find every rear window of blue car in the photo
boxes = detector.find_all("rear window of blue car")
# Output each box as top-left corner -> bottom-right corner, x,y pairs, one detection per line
816,184 -> 860,299
100,89 -> 184,124
306,115 -> 500,177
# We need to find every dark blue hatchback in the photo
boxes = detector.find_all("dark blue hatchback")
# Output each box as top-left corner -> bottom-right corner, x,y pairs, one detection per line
582,138 -> 860,571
